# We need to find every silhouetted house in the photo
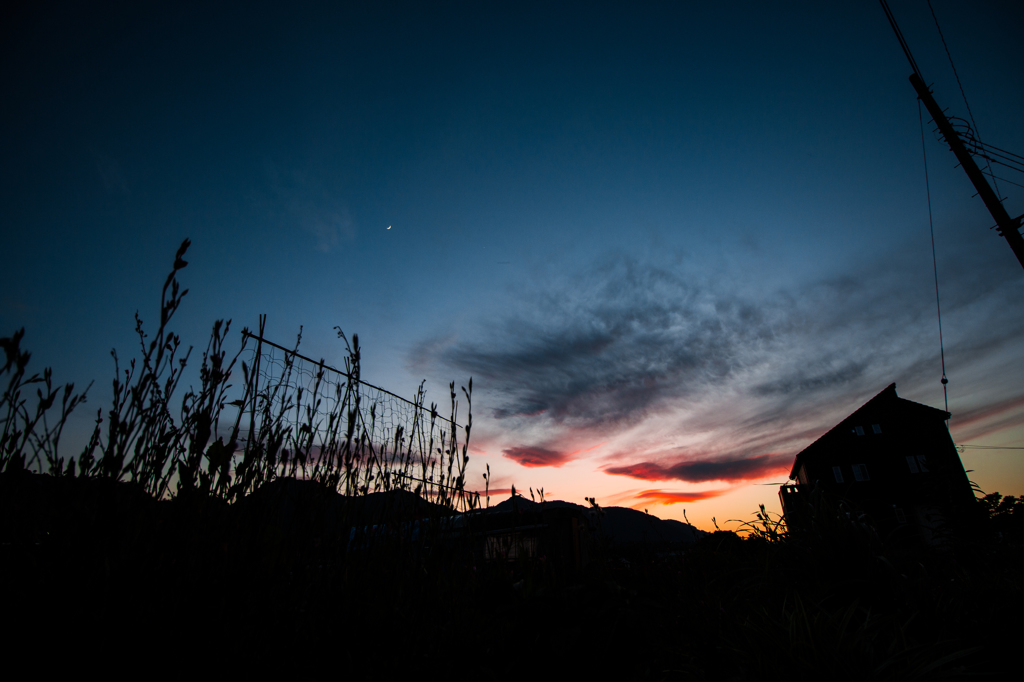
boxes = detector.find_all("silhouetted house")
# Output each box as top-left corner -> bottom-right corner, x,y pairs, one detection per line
779,383 -> 976,545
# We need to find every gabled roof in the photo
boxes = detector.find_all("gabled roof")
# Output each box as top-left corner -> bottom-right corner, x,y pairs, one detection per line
789,383 -> 950,479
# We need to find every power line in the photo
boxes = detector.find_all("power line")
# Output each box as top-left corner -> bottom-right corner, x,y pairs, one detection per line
927,0 -> 1002,199
919,99 -> 949,416
879,0 -> 922,79
982,172 -> 1024,192
970,140 -> 1024,165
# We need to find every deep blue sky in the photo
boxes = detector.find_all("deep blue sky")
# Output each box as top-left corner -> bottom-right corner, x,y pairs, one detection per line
3,1 -> 1023,527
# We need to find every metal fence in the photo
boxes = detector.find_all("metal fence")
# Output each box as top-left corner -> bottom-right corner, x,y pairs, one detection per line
237,321 -> 473,507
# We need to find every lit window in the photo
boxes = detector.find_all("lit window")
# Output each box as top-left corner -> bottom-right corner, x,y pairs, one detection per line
872,424 -> 882,434
906,456 -> 920,473
852,463 -> 870,481
855,426 -> 865,436
833,466 -> 844,483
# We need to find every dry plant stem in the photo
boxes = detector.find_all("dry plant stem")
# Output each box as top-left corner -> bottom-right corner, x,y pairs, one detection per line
1,238 -> 476,520
0,330 -> 92,475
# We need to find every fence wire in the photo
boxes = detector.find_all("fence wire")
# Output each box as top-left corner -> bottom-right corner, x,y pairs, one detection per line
237,329 -> 473,508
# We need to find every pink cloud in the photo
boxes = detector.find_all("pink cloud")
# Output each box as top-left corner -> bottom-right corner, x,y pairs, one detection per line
466,487 -> 515,497
605,453 -> 790,483
632,489 -> 727,504
952,393 -> 1024,427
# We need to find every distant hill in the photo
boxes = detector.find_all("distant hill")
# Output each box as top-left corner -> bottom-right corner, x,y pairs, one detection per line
487,495 -> 705,545
236,482 -> 706,545
239,478 -> 451,528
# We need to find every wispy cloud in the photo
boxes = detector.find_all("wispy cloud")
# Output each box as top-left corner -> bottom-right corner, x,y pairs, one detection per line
412,240 -> 1024,480
424,255 -> 774,431
952,394 -> 1024,431
950,394 -> 1024,442
264,161 -> 355,253
305,208 -> 355,253
751,361 -> 868,397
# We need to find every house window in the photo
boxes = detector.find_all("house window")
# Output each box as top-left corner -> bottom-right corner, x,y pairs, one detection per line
832,466 -> 844,483
854,426 -> 865,436
852,463 -> 870,481
872,424 -> 882,434
895,508 -> 906,523
906,455 -> 929,473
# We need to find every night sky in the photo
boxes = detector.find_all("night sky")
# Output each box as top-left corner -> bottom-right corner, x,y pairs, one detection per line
3,1 -> 1023,530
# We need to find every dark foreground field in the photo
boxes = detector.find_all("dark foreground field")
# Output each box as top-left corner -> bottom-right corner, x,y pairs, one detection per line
3,471 -> 1020,680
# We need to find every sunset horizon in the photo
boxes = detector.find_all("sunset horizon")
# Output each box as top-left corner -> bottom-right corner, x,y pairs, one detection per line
3,1 -> 1022,532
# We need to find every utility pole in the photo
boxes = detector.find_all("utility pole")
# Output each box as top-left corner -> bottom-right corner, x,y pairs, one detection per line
909,73 -> 1024,270
879,0 -> 1024,271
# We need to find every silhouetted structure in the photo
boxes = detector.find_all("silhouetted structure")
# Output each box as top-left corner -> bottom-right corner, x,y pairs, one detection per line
471,497 -> 591,577
779,383 -> 976,545
470,495 -> 706,576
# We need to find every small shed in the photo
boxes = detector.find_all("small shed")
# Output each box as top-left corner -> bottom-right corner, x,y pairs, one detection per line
779,383 -> 976,544
471,497 -> 591,577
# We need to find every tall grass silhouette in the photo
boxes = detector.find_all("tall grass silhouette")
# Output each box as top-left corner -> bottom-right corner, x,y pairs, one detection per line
1,238 -> 477,516
1,238 -> 485,674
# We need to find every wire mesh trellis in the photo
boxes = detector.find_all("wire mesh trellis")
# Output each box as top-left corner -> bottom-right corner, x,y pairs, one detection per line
1,241 -> 479,516
233,318 -> 477,511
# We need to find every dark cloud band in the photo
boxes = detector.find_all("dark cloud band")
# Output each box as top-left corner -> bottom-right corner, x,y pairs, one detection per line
502,446 -> 572,468
605,454 -> 789,483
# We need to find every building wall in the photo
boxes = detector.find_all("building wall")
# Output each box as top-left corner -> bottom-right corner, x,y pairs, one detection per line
782,389 -> 975,544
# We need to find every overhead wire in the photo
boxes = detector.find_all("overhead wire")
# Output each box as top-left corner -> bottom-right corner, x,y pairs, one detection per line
926,0 -> 1003,199
970,140 -> 1024,165
982,156 -> 1024,175
883,0 -> 951,417
879,0 -> 922,79
981,172 -> 1024,192
919,99 -> 949,417
949,127 -> 1024,168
